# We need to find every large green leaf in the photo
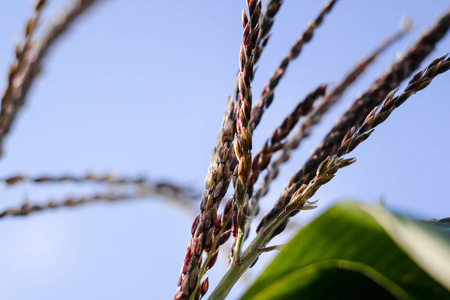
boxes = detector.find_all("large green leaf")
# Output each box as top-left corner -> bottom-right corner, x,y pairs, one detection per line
241,202 -> 450,300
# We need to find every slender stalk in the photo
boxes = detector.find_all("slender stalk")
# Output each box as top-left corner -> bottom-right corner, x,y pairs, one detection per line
248,20 -> 411,226
238,0 -> 339,256
0,192 -> 148,219
0,0 -> 46,153
231,0 -> 261,264
177,0 -> 264,297
1,173 -> 196,197
249,0 -> 338,134
257,9 -> 450,231
0,178 -> 199,220
291,10 -> 450,188
180,3 -> 286,294
210,55 -> 450,299
253,0 -> 284,63
0,0 -> 103,155
258,54 -> 450,236
232,0 -> 284,105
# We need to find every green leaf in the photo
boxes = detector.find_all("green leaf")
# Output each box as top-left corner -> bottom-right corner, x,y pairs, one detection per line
241,202 -> 450,300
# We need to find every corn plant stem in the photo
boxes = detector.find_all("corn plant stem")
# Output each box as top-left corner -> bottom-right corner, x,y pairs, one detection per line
209,211 -> 289,300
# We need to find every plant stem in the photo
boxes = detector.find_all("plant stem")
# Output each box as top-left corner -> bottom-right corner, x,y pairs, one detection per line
233,229 -> 244,263
209,211 -> 289,299
208,254 -> 251,300
258,244 -> 285,253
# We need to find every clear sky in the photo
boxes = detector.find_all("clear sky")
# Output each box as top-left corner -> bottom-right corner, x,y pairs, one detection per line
0,1 -> 449,299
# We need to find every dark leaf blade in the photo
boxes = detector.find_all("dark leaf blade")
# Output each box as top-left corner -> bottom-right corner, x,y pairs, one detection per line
247,260 -> 405,300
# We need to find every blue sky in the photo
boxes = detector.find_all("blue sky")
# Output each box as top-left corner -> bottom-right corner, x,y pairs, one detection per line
0,1 -> 449,299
